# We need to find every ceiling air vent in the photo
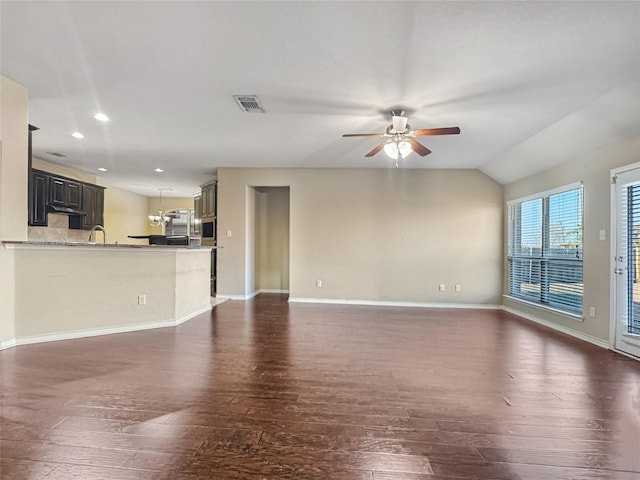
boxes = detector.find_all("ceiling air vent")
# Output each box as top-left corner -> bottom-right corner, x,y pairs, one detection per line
46,152 -> 69,158
233,95 -> 265,113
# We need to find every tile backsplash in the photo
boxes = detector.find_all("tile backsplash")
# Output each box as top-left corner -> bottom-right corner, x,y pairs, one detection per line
28,213 -> 88,243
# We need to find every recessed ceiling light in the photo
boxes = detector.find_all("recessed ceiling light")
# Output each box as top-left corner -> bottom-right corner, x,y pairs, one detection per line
98,167 -> 108,172
154,168 -> 165,173
94,113 -> 110,122
71,132 -> 84,139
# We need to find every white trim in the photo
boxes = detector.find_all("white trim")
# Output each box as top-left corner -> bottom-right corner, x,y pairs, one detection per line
175,305 -> 212,325
288,297 -> 500,310
506,181 -> 583,205
611,161 -> 640,178
610,169 -> 618,350
502,306 -> 610,349
257,289 -> 289,294
503,295 -> 584,321
216,292 -> 257,301
1,339 -> 17,350
3,305 -> 212,349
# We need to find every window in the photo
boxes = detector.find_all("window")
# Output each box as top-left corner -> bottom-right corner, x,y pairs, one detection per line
507,184 -> 584,315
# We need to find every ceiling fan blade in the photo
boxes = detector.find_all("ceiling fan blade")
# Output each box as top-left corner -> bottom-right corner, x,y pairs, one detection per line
408,139 -> 432,157
365,142 -> 386,157
342,133 -> 384,137
412,127 -> 460,136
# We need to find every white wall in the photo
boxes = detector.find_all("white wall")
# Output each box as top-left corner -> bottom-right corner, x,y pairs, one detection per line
504,135 -> 640,342
218,168 -> 503,305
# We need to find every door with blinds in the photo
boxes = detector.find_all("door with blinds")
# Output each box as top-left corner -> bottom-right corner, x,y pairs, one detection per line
613,167 -> 640,359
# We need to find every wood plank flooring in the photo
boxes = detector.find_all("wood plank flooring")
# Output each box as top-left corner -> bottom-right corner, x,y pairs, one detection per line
1,293 -> 639,479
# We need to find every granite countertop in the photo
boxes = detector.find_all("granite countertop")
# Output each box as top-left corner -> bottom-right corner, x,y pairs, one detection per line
3,241 -> 217,250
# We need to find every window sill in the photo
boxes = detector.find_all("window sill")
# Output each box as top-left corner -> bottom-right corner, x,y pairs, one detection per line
503,295 -> 584,322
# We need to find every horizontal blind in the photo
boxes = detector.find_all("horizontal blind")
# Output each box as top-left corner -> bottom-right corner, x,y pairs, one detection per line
627,185 -> 640,334
508,186 -> 583,315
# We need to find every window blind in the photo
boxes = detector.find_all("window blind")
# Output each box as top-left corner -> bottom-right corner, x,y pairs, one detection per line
508,186 -> 583,315
625,185 -> 640,334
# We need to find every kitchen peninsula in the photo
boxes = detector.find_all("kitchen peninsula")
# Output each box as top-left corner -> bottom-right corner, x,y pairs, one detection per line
2,241 -> 213,348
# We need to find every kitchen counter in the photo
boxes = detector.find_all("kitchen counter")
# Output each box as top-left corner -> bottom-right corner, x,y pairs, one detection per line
2,241 -> 213,348
3,240 -> 217,249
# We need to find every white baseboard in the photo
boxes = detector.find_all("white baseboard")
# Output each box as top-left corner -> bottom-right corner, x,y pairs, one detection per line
216,293 -> 253,300
288,297 -> 500,310
216,289 -> 289,300
257,289 -> 289,294
1,338 -> 16,350
502,306 -> 610,349
4,305 -> 213,349
175,305 -> 212,326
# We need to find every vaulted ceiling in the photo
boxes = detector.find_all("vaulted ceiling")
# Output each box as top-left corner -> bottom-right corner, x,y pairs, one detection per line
2,1 -> 639,197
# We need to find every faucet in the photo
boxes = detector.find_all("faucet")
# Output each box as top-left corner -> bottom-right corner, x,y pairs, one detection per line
88,225 -> 107,244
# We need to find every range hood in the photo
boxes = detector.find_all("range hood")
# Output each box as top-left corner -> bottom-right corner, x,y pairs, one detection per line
48,205 -> 85,216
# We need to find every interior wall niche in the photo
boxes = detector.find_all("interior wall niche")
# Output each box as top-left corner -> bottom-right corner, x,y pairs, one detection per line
254,187 -> 290,294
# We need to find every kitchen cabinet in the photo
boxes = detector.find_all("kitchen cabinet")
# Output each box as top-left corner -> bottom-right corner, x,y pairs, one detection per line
29,170 -> 49,226
199,181 -> 217,296
69,184 -> 105,230
28,169 -> 105,229
50,176 -> 82,209
193,194 -> 202,237
201,182 -> 216,218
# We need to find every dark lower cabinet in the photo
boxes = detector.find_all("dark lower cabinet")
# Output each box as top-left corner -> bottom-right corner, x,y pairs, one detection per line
29,170 -> 49,226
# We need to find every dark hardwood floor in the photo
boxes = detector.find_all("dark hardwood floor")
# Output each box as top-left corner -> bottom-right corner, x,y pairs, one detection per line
1,294 -> 639,479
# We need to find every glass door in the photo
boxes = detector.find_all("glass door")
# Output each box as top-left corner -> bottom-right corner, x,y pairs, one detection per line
613,167 -> 640,358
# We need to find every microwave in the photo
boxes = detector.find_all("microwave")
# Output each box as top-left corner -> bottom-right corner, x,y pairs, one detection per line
202,220 -> 215,238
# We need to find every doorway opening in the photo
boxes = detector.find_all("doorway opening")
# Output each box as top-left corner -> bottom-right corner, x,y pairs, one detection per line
248,186 -> 290,297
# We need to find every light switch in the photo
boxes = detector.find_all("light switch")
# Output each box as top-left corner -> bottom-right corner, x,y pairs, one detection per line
226,230 -> 232,238
599,230 -> 606,241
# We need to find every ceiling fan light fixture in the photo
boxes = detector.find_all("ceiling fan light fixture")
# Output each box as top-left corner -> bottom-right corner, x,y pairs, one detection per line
383,141 -> 399,159
398,140 -> 412,159
391,115 -> 408,133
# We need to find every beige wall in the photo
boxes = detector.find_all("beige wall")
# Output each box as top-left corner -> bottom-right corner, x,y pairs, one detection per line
32,157 -> 96,184
103,185 -> 149,245
0,248 -> 16,347
0,76 -> 28,347
217,168 -> 504,304
255,186 -> 290,292
504,135 -> 640,342
0,76 -> 28,241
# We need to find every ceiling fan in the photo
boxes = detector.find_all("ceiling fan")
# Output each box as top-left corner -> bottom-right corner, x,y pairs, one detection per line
342,110 -> 460,167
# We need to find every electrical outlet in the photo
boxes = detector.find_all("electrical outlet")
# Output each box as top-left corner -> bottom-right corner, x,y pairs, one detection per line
138,294 -> 146,305
439,284 -> 445,292
589,306 -> 596,317
316,279 -> 322,287
455,284 -> 461,292
226,230 -> 232,238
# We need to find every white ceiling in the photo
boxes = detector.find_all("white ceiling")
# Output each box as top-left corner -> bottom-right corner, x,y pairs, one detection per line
2,1 -> 639,197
